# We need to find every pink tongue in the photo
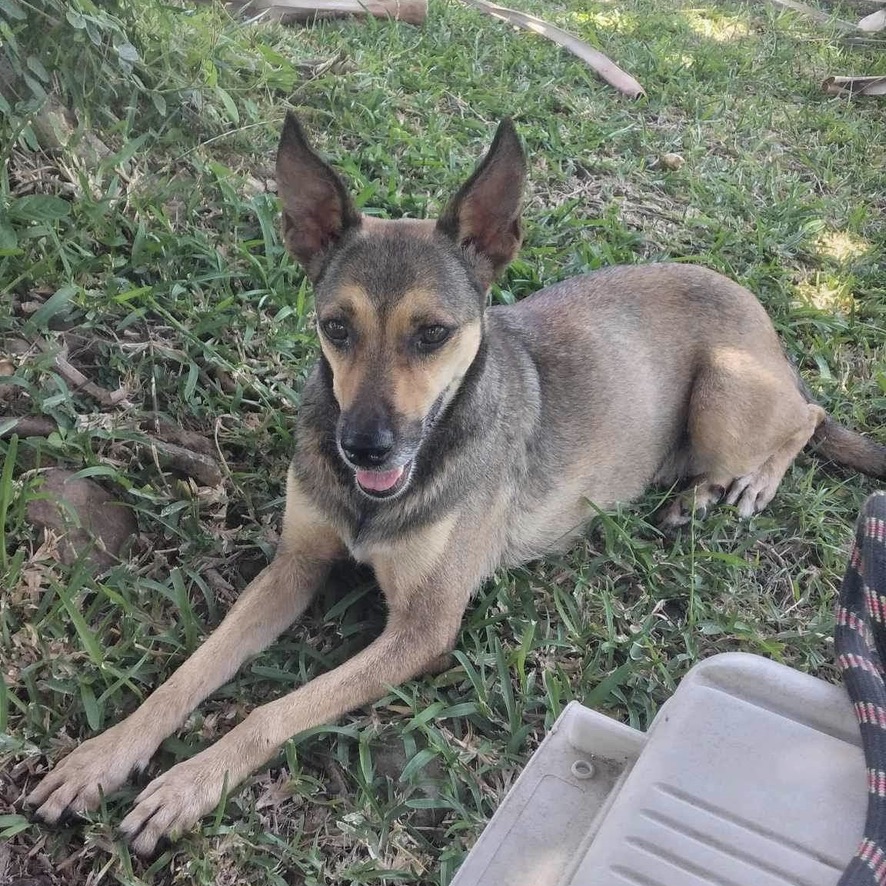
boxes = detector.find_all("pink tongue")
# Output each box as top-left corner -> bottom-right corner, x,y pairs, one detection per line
356,465 -> 405,492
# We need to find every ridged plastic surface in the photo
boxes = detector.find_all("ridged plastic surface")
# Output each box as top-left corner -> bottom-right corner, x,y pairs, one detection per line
451,653 -> 866,886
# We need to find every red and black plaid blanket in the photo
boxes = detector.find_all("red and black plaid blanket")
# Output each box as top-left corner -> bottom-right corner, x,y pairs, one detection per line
837,492 -> 886,886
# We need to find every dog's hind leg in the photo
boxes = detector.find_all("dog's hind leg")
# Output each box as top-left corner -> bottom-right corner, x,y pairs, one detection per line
27,468 -> 344,825
659,355 -> 824,528
725,402 -> 824,517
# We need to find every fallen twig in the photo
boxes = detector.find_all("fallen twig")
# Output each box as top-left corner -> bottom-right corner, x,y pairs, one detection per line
215,0 -> 427,25
0,412 -> 225,486
823,75 -> 886,96
459,0 -> 645,98
51,351 -> 133,408
140,415 -> 217,457
16,335 -> 132,408
142,438 -> 225,488
857,8 -> 886,32
0,416 -> 59,437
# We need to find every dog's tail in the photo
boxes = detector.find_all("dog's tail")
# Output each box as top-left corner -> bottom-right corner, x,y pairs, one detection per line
791,365 -> 886,480
810,416 -> 886,479
798,376 -> 886,478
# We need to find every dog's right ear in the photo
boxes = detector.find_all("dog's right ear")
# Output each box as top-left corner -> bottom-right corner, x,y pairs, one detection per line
276,113 -> 361,281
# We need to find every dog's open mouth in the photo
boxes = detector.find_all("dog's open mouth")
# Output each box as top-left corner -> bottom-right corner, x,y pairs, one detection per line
355,461 -> 413,498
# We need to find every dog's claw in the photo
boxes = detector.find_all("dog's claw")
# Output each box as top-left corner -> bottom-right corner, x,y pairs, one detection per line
119,754 -> 229,856
27,754 -> 107,823
26,724 -> 152,825
660,480 -> 732,530
726,472 -> 777,517
658,498 -> 691,530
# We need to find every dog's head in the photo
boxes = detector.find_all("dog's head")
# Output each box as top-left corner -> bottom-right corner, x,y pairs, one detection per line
276,114 -> 526,500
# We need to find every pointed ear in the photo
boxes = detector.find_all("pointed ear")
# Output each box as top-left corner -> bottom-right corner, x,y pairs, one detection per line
436,119 -> 527,291
276,112 -> 361,281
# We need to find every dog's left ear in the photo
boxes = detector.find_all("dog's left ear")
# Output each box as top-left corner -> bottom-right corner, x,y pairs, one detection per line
276,112 -> 361,281
437,119 -> 527,291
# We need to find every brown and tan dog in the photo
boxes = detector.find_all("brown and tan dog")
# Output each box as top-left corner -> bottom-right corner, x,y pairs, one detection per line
27,116 -> 886,853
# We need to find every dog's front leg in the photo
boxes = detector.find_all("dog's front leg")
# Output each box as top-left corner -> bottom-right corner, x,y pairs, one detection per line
117,559 -> 474,855
27,470 -> 343,824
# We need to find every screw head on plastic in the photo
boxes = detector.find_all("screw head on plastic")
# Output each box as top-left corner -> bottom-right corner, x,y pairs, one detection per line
571,759 -> 596,780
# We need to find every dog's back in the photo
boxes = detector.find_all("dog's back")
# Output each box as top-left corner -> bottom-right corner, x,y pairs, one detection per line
487,263 -> 815,558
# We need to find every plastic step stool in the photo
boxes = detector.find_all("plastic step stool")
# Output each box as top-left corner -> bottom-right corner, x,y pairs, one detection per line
450,652 -> 865,886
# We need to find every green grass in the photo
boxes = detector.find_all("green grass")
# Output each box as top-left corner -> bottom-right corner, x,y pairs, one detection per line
1,0 -> 884,882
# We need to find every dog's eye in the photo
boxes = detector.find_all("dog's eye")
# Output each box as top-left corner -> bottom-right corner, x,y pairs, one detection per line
417,325 -> 451,350
321,319 -> 349,345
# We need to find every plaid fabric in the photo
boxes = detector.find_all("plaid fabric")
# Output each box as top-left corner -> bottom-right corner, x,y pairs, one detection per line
837,492 -> 886,886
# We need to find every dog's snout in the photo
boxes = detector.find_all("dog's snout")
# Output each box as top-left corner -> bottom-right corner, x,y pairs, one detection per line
340,428 -> 395,468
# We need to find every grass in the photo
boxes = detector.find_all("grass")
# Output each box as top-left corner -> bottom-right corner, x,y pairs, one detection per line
1,0 -> 884,882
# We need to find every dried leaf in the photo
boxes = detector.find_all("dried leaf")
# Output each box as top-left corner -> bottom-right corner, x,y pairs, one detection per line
823,75 -> 886,97
857,9 -> 886,32
766,0 -> 857,32
25,468 -> 137,570
460,0 -> 645,98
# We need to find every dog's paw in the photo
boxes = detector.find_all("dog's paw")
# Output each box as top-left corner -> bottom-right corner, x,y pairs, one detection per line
119,754 -> 229,856
725,472 -> 778,518
658,483 -> 725,531
658,498 -> 693,531
26,724 -> 147,823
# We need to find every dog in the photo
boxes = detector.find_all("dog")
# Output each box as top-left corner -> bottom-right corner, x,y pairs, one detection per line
27,115 -> 886,854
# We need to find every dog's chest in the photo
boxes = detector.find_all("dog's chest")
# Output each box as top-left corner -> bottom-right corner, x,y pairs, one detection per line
502,501 -> 589,566
342,511 -> 459,595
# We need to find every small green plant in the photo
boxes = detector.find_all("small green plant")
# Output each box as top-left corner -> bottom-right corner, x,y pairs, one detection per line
0,0 -> 146,141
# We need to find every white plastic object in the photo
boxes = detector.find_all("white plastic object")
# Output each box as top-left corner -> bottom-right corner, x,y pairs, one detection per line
451,652 -> 866,886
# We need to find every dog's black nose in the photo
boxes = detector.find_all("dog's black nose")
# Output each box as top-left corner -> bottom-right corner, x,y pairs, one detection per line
340,430 -> 394,468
